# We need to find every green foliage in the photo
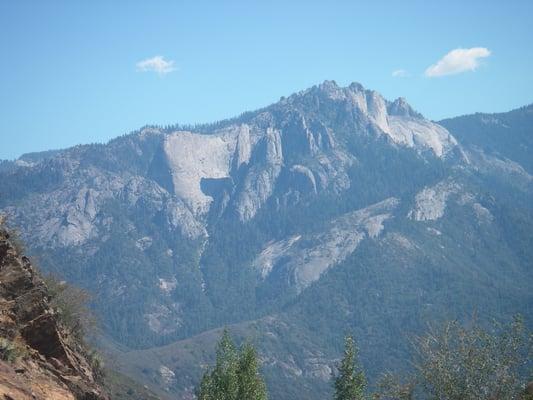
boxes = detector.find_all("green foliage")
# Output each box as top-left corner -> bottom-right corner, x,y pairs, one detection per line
333,336 -> 366,400
0,338 -> 24,363
210,329 -> 239,400
440,104 -> 533,173
0,220 -> 26,254
374,373 -> 416,400
373,316 -> 533,400
413,316 -> 532,400
197,371 -> 216,400
43,274 -> 97,342
237,343 -> 268,400
523,384 -> 533,400
101,369 -> 160,400
88,349 -> 106,383
197,330 -> 268,400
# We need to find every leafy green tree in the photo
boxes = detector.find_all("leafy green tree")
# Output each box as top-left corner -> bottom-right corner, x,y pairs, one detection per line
414,316 -> 532,400
373,372 -> 416,400
333,335 -> 366,400
374,316 -> 532,400
197,330 -> 268,400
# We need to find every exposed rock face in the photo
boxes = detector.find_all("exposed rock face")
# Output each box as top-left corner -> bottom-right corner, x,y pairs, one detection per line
408,180 -> 461,221
285,80 -> 458,157
1,81 -> 459,253
163,128 -> 245,215
234,127 -> 284,221
253,198 -> 399,292
1,82 -> 532,400
4,169 -> 206,249
386,116 -> 457,157
0,226 -> 108,400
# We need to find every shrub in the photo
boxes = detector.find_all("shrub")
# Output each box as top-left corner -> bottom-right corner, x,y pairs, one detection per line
0,338 -> 23,363
43,274 -> 97,342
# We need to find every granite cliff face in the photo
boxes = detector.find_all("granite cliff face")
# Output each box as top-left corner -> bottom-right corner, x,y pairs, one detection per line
0,83 -> 531,399
0,223 -> 108,400
0,81 -> 468,346
0,81 -> 462,251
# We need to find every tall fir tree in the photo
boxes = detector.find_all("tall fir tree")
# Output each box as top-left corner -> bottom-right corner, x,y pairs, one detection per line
237,343 -> 268,400
212,329 -> 239,400
197,370 -> 215,400
333,335 -> 366,400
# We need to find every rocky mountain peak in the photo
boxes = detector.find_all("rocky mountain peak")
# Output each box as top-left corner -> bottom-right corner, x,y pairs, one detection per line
312,80 -> 370,101
316,80 -> 365,96
284,81 -> 456,157
348,81 -> 365,92
0,81 -> 461,253
317,79 -> 340,93
388,97 -> 423,118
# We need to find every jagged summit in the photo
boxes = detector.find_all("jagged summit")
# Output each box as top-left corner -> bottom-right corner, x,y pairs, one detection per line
9,80 -> 435,165
278,80 -> 426,124
388,97 -> 423,118
1,81 -> 460,248
315,79 -> 366,97
287,80 -> 422,117
274,80 -> 456,157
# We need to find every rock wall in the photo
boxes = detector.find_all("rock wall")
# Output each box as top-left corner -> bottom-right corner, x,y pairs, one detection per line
0,224 -> 108,400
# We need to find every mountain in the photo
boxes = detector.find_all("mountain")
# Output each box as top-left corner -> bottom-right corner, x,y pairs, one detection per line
439,104 -> 533,174
0,222 -> 109,399
0,81 -> 531,399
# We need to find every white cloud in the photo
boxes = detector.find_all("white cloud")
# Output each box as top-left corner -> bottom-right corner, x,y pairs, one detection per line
392,69 -> 409,78
425,47 -> 491,77
136,56 -> 176,75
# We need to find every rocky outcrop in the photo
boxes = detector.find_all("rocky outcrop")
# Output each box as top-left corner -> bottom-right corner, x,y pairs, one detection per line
408,180 -> 461,221
281,80 -> 458,157
0,225 -> 108,400
252,197 -> 399,292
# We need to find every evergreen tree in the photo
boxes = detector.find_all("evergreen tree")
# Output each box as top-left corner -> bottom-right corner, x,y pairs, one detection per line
211,329 -> 239,400
237,343 -> 268,400
197,371 -> 215,400
333,335 -> 366,400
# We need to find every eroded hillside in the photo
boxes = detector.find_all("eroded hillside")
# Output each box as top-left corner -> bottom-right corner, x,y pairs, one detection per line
0,223 -> 108,399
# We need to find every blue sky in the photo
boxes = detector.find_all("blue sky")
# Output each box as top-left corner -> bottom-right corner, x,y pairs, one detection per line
1,0 -> 532,160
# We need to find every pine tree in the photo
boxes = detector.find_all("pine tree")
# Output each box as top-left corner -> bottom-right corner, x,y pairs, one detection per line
197,370 -> 215,400
237,343 -> 268,400
211,329 -> 239,400
333,335 -> 366,400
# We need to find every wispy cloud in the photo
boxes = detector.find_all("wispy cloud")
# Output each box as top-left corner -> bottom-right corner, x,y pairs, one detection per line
392,69 -> 409,78
136,56 -> 176,75
425,47 -> 491,77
